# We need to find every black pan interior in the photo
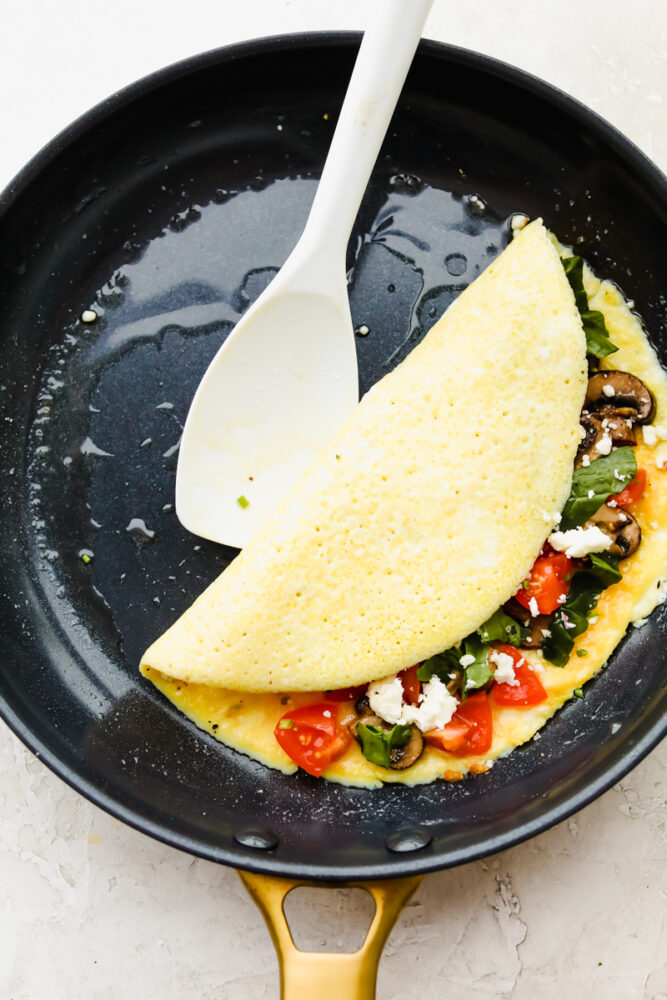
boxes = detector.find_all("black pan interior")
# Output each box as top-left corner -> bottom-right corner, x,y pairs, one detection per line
1,35 -> 666,880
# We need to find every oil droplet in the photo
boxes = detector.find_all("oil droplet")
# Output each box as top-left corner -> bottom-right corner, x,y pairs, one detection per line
355,324 -> 370,337
126,518 -> 156,546
81,309 -> 98,323
444,253 -> 467,277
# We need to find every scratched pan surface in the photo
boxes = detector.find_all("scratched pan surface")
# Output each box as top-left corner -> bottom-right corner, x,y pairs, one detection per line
0,35 -> 666,880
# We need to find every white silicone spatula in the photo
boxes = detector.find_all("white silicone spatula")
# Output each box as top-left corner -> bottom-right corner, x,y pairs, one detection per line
176,0 -> 434,548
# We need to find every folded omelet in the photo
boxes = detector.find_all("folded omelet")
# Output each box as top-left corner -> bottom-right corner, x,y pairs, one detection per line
141,221 -> 588,692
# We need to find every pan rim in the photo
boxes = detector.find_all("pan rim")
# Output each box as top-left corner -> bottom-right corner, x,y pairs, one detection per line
1,31 -> 666,881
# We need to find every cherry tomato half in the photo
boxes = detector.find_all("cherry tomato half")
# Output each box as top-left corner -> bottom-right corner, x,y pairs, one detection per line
399,664 -> 421,706
491,644 -> 548,707
274,703 -> 351,777
514,551 -> 572,614
609,467 -> 647,507
323,684 -> 367,702
425,692 -> 493,757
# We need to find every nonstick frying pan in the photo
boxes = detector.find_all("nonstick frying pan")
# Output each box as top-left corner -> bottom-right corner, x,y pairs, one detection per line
1,33 -> 666,998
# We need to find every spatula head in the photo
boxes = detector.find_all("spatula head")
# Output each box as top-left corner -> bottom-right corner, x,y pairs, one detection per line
176,284 -> 358,547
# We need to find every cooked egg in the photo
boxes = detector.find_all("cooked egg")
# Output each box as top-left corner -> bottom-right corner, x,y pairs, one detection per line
141,240 -> 667,787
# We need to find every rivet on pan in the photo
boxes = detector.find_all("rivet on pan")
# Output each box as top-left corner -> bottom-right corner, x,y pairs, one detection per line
386,828 -> 432,853
234,828 -> 278,851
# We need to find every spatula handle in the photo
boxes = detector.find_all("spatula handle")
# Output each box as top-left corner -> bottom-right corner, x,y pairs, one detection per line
238,870 -> 422,999
299,0 -> 434,264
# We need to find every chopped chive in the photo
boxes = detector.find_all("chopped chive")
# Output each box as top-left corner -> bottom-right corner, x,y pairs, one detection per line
576,649 -> 588,657
335,454 -> 341,460
521,580 -> 530,590
573,687 -> 584,698
237,494 -> 250,509
278,718 -> 294,730
565,572 -> 573,582
81,553 -> 91,564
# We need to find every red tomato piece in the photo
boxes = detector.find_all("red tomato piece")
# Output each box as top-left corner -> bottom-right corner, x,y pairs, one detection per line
274,703 -> 351,777
514,551 -> 572,614
425,716 -> 471,753
491,644 -> 548,707
609,467 -> 647,507
399,664 -> 421,706
323,684 -> 367,702
425,692 -> 493,757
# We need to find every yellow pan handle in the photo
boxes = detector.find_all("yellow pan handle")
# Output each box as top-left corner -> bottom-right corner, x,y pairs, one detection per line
238,870 -> 422,1000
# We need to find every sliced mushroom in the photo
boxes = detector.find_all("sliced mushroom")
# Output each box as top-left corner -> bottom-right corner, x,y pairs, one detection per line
347,707 -> 424,770
595,406 -> 637,446
585,504 -> 641,558
585,371 -> 654,424
503,597 -> 554,649
443,666 -> 464,698
576,414 -> 606,468
388,726 -> 425,770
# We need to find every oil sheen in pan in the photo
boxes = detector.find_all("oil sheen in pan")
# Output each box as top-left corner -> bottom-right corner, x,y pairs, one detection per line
25,173 -> 515,676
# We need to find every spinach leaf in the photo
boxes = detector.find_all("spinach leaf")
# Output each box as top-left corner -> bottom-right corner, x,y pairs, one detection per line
356,723 -> 412,768
460,633 -> 494,698
580,310 -> 619,359
587,551 -> 622,586
417,650 -> 460,683
561,256 -> 618,358
542,572 -> 604,666
478,608 -> 528,646
418,633 -> 493,697
560,448 -> 636,530
561,255 -> 589,312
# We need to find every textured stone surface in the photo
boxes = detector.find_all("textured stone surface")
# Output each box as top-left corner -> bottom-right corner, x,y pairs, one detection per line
1,1 -> 666,997
2,727 -> 666,998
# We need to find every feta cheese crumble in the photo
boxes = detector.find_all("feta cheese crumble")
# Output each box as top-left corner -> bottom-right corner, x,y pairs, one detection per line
367,675 -> 403,723
459,653 -> 476,668
602,384 -> 615,397
489,649 -> 520,686
528,596 -> 539,617
581,455 -> 591,467
595,434 -> 613,455
548,525 -> 612,558
642,423 -> 667,447
368,674 -> 458,733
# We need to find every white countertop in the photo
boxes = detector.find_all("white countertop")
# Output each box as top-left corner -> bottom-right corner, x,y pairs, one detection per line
1,2 -> 666,998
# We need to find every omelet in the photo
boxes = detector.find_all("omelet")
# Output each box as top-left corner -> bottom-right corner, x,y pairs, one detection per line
141,225 -> 667,788
142,221 -> 586,692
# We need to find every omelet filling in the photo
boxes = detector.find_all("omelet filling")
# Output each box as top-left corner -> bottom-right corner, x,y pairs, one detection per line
143,246 -> 667,788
